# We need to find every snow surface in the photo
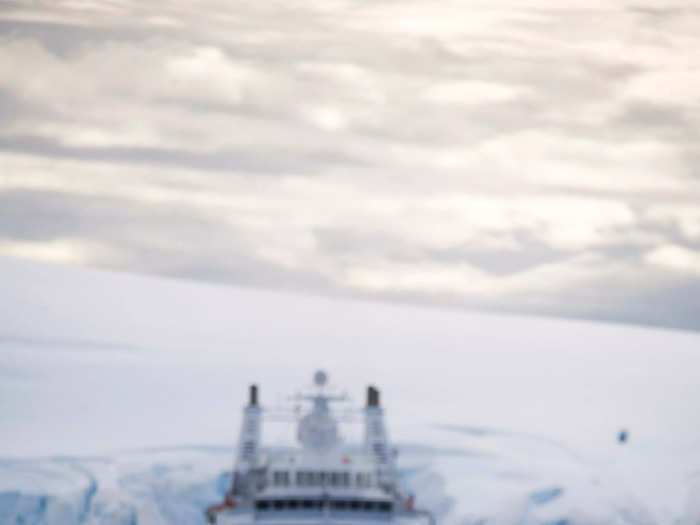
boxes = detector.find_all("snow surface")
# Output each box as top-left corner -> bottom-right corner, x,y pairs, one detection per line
1,256 -> 699,524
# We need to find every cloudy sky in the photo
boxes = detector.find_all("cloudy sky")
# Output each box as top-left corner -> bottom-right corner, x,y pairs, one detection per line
1,0 -> 699,331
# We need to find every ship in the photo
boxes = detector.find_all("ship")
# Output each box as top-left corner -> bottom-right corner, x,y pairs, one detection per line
206,371 -> 434,524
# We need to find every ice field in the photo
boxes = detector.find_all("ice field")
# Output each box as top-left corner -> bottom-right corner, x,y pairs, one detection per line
1,256 -> 700,524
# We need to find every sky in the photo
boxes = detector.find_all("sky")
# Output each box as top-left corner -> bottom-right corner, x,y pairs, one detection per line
0,0 -> 699,331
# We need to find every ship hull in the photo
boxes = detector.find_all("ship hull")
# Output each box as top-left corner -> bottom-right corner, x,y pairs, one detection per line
212,510 -> 432,525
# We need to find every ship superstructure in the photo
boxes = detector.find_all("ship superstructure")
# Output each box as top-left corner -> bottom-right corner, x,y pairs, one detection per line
206,371 -> 433,524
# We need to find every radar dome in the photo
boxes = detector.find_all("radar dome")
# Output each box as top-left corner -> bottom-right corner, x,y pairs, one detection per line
314,370 -> 328,387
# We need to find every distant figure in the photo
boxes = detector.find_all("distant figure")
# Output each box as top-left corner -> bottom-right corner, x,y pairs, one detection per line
618,429 -> 628,444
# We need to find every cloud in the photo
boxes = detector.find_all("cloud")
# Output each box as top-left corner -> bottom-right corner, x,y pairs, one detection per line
0,237 -> 112,264
0,1 -> 699,330
422,81 -> 525,106
645,245 -> 700,276
645,205 -> 700,240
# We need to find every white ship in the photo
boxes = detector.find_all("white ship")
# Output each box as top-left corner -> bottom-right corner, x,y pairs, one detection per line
206,371 -> 434,525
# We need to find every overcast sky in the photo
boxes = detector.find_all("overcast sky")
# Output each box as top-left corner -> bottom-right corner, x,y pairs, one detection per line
1,0 -> 699,331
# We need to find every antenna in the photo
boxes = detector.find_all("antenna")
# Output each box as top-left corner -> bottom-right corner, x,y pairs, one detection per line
367,385 -> 380,407
249,384 -> 258,406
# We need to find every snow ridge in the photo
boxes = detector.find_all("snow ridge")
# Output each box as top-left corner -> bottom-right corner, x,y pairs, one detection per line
3,434 -> 698,525
2,258 -> 700,523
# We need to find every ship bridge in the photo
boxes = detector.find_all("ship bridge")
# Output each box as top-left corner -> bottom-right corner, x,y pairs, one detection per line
205,371 -> 432,525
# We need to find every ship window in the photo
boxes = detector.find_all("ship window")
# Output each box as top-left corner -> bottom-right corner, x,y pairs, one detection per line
310,471 -> 321,485
256,500 -> 269,510
373,443 -> 386,461
273,500 -> 285,510
350,500 -> 361,510
342,472 -> 350,486
242,441 -> 255,459
288,500 -> 298,509
331,472 -> 341,486
364,501 -> 375,511
273,471 -> 289,486
333,500 -> 347,510
379,502 -> 392,512
302,499 -> 314,509
356,473 -> 371,487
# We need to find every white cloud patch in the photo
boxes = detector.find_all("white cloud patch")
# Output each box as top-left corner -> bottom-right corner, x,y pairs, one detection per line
422,81 -> 524,106
0,238 -> 115,265
302,106 -> 348,131
645,245 -> 700,276
165,46 -> 253,105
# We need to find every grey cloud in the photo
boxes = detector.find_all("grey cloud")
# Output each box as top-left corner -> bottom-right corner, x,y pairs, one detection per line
569,277 -> 700,333
447,232 -> 572,276
312,228 -> 403,258
0,20 -> 162,57
0,134 -> 368,174
680,149 -> 700,180
628,6 -> 698,19
314,226 -> 571,276
0,188 -> 201,243
611,102 -> 698,142
0,188 -> 334,291
0,88 -> 46,125
0,189 -> 90,241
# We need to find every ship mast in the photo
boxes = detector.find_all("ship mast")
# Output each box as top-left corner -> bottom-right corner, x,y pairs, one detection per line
296,370 -> 345,451
364,385 -> 395,489
232,384 -> 262,497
